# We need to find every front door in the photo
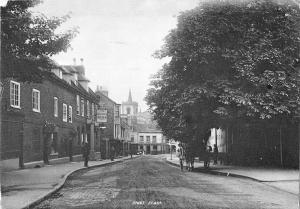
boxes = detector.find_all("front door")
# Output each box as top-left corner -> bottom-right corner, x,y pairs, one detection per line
146,145 -> 150,154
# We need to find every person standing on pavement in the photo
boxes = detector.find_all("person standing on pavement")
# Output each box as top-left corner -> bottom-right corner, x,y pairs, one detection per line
213,144 -> 219,165
82,141 -> 90,167
130,145 -> 133,158
204,145 -> 212,169
110,145 -> 115,161
177,143 -> 184,171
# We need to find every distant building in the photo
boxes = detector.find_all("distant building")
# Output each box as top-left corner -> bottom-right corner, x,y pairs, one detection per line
207,128 -> 226,152
96,85 -> 108,97
121,89 -> 138,116
121,90 -> 169,155
137,130 -> 167,155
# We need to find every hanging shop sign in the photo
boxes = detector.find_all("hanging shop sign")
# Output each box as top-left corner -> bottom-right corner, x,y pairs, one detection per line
97,109 -> 107,123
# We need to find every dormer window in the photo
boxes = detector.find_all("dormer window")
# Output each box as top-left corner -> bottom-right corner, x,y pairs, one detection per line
58,70 -> 63,79
74,73 -> 78,85
52,69 -> 63,79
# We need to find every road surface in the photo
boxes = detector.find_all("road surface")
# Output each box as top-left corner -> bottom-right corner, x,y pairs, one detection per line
32,155 -> 298,209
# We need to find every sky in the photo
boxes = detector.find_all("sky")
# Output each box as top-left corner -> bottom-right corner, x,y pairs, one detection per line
31,0 -> 200,111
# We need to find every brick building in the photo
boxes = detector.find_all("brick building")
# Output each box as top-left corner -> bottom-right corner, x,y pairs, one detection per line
94,86 -> 123,159
1,63 -> 99,168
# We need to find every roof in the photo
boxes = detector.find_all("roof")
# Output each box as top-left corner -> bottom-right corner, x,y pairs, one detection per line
62,65 -> 90,82
122,89 -> 138,105
128,89 -> 132,102
136,123 -> 162,133
44,72 -> 98,102
61,66 -> 77,74
122,101 -> 138,105
77,74 -> 90,82
95,89 -> 118,105
138,130 -> 162,134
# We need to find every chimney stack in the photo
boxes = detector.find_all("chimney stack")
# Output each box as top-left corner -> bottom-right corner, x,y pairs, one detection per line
80,58 -> 84,65
73,58 -> 76,65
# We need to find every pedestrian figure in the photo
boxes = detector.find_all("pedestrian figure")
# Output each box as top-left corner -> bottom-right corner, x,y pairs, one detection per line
213,144 -> 219,165
82,141 -> 89,167
130,145 -> 133,158
204,145 -> 212,169
185,144 -> 193,171
110,145 -> 115,161
189,144 -> 196,171
177,144 -> 184,171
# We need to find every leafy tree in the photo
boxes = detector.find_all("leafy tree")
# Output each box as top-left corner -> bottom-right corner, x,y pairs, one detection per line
1,0 -> 78,82
146,0 -> 300,143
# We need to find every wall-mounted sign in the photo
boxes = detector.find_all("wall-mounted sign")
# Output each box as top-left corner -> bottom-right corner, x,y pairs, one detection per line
97,110 -> 107,123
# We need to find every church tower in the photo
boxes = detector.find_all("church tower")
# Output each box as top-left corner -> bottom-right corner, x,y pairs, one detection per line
122,89 -> 138,116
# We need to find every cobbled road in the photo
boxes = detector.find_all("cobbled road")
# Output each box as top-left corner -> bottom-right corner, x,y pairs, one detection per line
32,155 -> 298,209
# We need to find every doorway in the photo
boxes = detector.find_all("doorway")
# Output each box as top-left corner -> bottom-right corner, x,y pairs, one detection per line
146,145 -> 150,154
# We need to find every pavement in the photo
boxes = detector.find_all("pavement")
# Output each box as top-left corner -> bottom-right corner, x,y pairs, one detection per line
1,155 -> 139,209
1,154 -> 298,209
31,155 -> 298,209
164,154 -> 299,196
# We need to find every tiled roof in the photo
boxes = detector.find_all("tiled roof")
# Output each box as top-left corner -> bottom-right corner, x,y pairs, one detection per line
61,66 -> 73,75
62,65 -> 90,81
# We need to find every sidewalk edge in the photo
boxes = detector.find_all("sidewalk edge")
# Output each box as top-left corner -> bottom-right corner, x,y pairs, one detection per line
165,159 -> 298,196
165,159 -> 264,181
21,156 -> 139,209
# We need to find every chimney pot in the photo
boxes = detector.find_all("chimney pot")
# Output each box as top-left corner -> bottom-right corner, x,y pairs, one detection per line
73,58 -> 76,65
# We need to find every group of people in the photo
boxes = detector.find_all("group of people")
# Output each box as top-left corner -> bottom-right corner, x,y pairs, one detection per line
200,143 -> 219,169
177,143 -> 196,171
177,142 -> 219,171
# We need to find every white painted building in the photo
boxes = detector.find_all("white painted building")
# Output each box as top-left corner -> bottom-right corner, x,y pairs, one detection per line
137,131 -> 168,154
207,128 -> 227,152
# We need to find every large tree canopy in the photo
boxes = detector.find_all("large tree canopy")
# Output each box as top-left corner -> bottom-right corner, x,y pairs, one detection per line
1,0 -> 78,82
146,0 -> 300,142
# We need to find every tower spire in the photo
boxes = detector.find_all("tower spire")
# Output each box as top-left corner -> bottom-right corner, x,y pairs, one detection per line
128,89 -> 132,102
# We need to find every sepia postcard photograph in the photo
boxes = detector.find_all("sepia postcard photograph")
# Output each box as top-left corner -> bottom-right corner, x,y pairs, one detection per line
0,0 -> 299,208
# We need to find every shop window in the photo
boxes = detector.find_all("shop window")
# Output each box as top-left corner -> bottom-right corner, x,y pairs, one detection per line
146,136 -> 150,142
152,136 -> 157,143
140,136 -> 144,142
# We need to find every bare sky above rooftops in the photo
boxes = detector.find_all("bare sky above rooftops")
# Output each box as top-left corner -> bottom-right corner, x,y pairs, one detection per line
31,0 -> 200,111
